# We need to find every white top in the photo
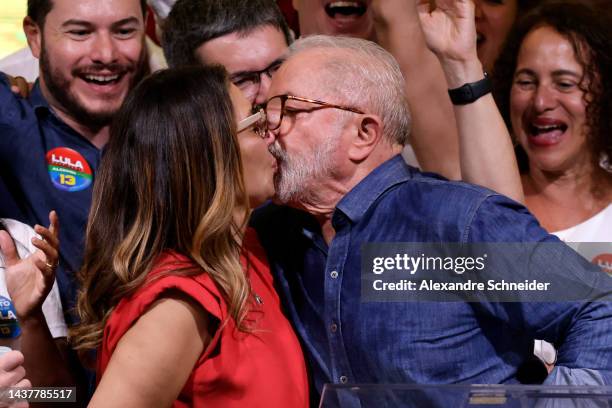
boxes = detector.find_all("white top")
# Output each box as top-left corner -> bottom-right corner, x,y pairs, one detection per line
553,203 -> 612,243
554,203 -> 612,274
534,203 -> 612,366
0,219 -> 68,338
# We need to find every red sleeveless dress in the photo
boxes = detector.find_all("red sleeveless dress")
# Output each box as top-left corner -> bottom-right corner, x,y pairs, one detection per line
97,228 -> 309,407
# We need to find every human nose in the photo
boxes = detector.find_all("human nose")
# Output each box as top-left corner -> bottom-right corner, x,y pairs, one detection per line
533,84 -> 557,113
254,74 -> 273,106
263,117 -> 278,146
264,126 -> 277,147
90,32 -> 118,64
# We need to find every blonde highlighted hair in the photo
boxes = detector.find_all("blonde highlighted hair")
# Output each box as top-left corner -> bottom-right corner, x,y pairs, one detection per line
71,66 -> 250,352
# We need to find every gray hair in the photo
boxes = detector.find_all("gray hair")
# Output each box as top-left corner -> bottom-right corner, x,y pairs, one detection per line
288,35 -> 411,146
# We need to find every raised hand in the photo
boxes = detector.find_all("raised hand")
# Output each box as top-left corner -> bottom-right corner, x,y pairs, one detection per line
417,0 -> 478,63
0,212 -> 59,320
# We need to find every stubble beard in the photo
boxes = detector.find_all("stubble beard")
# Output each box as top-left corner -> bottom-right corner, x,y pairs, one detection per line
39,37 -> 148,131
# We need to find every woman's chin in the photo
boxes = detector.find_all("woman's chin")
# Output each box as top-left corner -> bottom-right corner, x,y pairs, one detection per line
248,190 -> 275,210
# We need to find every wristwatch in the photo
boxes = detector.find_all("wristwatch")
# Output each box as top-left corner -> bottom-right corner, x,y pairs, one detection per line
448,73 -> 492,105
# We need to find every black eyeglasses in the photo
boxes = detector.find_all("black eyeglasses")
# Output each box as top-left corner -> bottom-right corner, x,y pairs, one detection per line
229,60 -> 284,101
264,94 -> 364,131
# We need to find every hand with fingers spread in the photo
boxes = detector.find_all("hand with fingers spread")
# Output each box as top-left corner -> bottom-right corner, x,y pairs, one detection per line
417,0 -> 479,66
0,212 -> 60,321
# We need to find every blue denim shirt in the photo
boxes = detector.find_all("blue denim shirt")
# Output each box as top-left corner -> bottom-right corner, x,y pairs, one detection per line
252,155 -> 612,397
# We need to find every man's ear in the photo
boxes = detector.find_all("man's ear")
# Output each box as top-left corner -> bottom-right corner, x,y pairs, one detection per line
23,16 -> 42,59
347,114 -> 384,161
292,0 -> 300,11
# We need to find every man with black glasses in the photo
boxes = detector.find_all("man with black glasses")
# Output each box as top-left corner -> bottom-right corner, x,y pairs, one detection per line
162,0 -> 293,107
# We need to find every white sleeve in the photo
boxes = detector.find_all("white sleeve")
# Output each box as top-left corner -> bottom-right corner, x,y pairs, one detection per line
1,219 -> 68,338
41,280 -> 68,338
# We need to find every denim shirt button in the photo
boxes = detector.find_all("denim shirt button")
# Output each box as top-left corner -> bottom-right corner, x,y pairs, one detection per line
339,376 -> 348,384
330,270 -> 339,279
330,323 -> 338,333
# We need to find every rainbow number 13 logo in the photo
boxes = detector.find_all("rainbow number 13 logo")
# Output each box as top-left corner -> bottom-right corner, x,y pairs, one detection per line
46,147 -> 93,192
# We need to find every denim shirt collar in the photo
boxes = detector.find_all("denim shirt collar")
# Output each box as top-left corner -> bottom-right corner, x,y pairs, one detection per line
30,80 -> 98,145
30,80 -> 51,114
335,155 -> 414,225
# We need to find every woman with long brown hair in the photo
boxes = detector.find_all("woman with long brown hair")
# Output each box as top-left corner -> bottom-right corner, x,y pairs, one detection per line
71,65 -> 308,407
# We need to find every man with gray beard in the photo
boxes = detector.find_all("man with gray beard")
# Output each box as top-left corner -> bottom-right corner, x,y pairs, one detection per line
268,127 -> 340,204
251,34 -> 612,400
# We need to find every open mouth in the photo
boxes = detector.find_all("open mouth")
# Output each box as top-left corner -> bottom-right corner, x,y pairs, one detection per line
529,123 -> 567,135
324,1 -> 368,18
527,119 -> 568,146
79,73 -> 123,86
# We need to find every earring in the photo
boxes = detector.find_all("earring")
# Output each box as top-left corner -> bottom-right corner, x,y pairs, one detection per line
599,152 -> 612,173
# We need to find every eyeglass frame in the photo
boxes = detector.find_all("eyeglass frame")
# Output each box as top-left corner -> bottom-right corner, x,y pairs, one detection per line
264,94 -> 365,131
229,59 -> 284,91
237,108 -> 268,139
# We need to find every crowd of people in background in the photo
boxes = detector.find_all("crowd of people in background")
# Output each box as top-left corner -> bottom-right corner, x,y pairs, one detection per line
0,0 -> 611,406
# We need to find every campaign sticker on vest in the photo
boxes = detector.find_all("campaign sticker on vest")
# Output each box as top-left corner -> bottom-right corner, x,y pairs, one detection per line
46,147 -> 93,192
0,296 -> 20,339
593,253 -> 612,276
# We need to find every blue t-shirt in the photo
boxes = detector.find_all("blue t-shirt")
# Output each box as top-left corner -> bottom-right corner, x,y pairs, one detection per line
0,73 -> 101,323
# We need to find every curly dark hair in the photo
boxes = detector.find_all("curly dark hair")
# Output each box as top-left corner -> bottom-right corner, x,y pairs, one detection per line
493,0 -> 612,172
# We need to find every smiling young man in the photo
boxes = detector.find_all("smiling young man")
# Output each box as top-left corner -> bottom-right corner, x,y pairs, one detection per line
0,0 -> 148,317
0,0 -> 148,395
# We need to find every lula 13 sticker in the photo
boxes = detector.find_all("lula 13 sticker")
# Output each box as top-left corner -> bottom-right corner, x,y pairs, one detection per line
46,147 -> 93,192
0,296 -> 20,339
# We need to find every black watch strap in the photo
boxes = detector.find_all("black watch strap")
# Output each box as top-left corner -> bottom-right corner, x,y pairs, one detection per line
448,73 -> 492,105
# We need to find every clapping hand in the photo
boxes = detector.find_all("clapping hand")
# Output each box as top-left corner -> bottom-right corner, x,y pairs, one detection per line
0,212 -> 59,320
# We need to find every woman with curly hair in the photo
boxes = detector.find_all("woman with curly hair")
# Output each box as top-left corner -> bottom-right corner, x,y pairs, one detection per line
493,0 -> 612,240
70,65 -> 308,407
419,0 -> 612,377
